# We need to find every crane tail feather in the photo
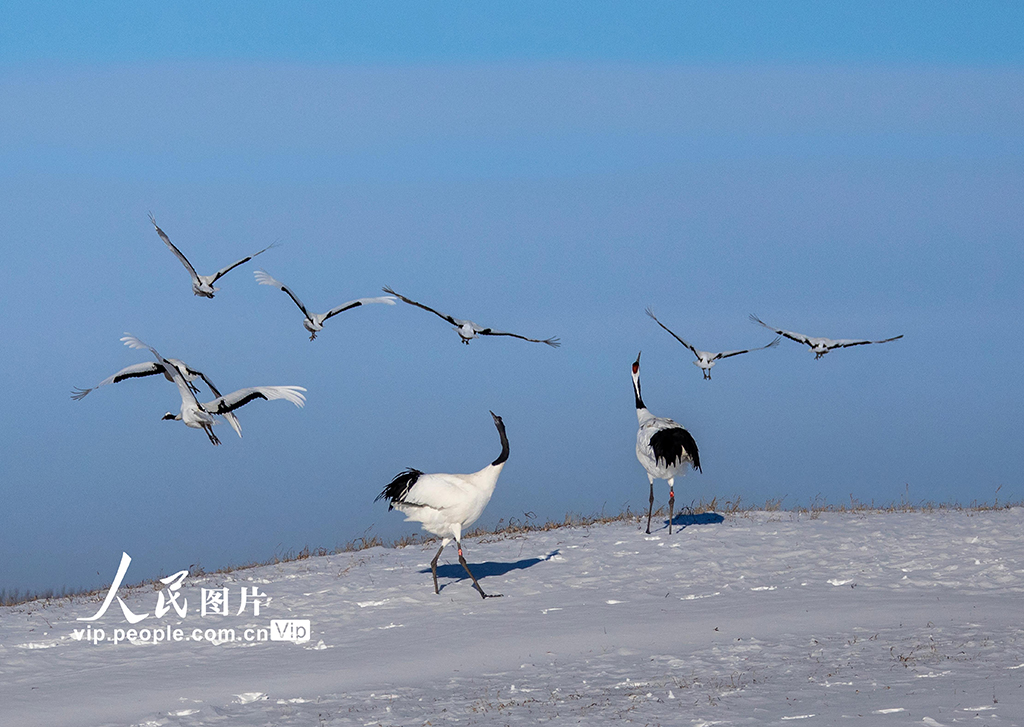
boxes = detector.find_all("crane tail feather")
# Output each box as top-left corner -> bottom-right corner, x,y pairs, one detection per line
376,468 -> 424,510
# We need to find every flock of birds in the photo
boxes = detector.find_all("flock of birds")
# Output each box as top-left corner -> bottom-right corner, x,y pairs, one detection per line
73,214 -> 904,598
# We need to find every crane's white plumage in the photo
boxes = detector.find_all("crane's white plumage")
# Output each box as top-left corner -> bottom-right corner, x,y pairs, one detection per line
631,352 -> 701,535
750,314 -> 904,359
383,286 -> 560,347
121,335 -> 305,446
73,353 -> 243,438
646,308 -> 780,380
376,411 -> 509,598
149,213 -> 276,298
255,270 -> 396,340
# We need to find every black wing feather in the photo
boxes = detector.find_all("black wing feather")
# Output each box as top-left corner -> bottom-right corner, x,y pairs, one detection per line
375,468 -> 423,511
206,390 -> 268,414
650,427 -> 701,473
192,370 -> 226,399
71,364 -> 166,400
210,242 -> 277,283
320,300 -> 363,323
111,368 -> 163,383
382,286 -> 458,326
478,330 -> 561,347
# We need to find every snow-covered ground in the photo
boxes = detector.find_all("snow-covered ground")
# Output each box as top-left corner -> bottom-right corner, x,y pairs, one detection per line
2,508 -> 1023,726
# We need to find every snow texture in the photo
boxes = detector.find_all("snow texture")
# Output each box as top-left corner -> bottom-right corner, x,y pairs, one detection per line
2,509 -> 1023,726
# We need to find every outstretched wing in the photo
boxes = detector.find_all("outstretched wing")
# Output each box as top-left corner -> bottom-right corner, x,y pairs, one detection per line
210,241 -> 278,284
119,333 -> 203,407
121,333 -> 204,408
189,369 -> 243,438
71,361 -> 166,400
715,336 -> 782,360
833,334 -> 904,350
121,333 -> 166,363
749,314 -> 813,346
322,296 -> 397,323
202,385 -> 307,415
255,270 -> 311,318
149,213 -> 200,285
476,328 -> 561,347
382,286 -> 459,326
645,308 -> 700,359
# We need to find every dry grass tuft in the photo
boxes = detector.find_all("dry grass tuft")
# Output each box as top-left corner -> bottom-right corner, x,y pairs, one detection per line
790,484 -> 1019,517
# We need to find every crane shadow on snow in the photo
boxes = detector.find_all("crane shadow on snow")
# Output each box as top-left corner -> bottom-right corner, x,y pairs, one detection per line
666,511 -> 725,529
425,550 -> 560,589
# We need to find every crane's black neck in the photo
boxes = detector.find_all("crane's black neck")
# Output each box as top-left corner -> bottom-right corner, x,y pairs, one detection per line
491,417 -> 509,466
633,377 -> 645,410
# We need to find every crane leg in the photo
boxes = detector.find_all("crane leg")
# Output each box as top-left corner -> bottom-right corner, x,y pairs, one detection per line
430,543 -> 445,594
668,485 -> 675,535
646,478 -> 655,534
458,544 -> 501,599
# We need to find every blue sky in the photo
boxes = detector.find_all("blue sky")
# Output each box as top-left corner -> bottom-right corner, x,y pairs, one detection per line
2,3 -> 1022,594
4,2 -> 1024,64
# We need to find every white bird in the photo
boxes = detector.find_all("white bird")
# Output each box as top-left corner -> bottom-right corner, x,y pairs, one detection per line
750,314 -> 904,360
646,308 -> 780,380
631,352 -> 701,535
150,213 -> 276,298
255,270 -> 396,341
122,335 -> 306,446
72,353 -> 242,438
376,412 -> 509,599
383,286 -> 560,347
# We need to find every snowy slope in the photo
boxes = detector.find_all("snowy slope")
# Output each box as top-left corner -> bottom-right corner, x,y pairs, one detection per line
2,509 -> 1023,726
